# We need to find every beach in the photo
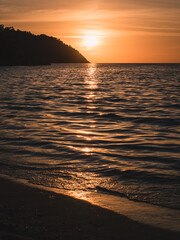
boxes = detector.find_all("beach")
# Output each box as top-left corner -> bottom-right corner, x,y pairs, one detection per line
0,63 -> 180,239
0,175 -> 179,240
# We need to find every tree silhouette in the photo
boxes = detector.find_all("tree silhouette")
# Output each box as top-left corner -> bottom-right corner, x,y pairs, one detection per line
0,25 -> 89,66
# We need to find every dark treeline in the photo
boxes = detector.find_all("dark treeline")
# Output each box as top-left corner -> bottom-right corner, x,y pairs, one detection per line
0,25 -> 89,66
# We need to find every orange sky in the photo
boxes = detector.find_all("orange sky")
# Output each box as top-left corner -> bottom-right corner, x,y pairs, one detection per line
0,0 -> 180,63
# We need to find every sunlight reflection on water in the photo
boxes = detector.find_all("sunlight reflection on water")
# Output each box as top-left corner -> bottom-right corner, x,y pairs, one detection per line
0,63 -> 180,231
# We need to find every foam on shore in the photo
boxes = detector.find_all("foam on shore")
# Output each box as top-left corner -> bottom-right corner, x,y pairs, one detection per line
0,174 -> 179,240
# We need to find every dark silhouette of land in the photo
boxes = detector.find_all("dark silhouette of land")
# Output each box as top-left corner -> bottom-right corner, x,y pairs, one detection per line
0,25 -> 89,66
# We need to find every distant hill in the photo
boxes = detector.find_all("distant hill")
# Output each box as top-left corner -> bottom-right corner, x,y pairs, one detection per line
0,25 -> 89,66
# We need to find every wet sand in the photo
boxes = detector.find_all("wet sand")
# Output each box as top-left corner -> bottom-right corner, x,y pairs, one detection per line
0,175 -> 179,240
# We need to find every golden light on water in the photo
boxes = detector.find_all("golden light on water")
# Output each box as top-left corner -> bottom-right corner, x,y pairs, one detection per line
81,147 -> 92,153
73,64 -> 99,155
85,64 -> 98,89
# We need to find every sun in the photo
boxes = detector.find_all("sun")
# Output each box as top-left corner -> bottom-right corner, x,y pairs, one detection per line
83,36 -> 99,48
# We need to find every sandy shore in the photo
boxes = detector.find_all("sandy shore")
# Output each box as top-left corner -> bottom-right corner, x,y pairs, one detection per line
0,175 -> 179,240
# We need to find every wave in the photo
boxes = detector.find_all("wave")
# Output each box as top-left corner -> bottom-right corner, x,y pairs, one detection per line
95,186 -> 180,210
92,167 -> 179,184
0,63 -> 180,211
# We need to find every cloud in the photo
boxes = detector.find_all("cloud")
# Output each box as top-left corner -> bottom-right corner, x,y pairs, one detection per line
0,0 -> 179,37
0,0 -> 100,22
1,1 -> 180,19
0,0 -> 95,12
98,0 -> 180,10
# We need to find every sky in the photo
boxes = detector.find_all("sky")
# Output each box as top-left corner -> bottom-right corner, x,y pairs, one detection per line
0,0 -> 180,63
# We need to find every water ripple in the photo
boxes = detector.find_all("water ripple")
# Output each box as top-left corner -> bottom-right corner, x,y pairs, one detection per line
0,63 -> 180,210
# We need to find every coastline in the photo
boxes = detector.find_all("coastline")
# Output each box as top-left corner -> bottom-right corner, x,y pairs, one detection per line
0,175 -> 179,240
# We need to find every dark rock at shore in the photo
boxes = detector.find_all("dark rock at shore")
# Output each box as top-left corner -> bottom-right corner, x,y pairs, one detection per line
0,25 -> 89,66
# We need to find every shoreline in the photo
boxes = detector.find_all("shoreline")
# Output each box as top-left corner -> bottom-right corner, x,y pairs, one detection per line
0,175 -> 179,240
1,174 -> 179,232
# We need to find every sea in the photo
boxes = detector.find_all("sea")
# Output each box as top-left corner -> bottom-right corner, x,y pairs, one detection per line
0,63 -> 180,231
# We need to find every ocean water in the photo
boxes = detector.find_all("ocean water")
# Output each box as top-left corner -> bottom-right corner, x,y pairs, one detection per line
0,63 -> 180,229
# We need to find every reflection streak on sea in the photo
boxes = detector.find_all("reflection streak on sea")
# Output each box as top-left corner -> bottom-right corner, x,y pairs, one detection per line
0,63 -> 180,211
